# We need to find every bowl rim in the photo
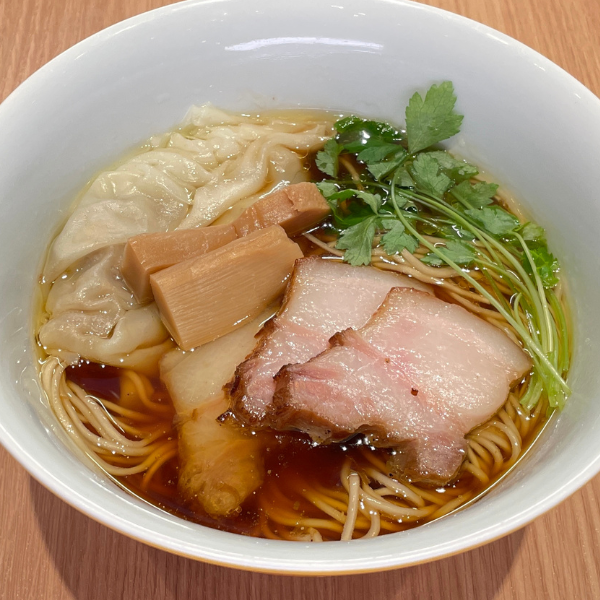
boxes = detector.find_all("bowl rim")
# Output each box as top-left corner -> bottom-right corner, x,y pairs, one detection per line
1,0 -> 600,575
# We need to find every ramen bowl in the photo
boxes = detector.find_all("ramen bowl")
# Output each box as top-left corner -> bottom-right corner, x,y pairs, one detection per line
0,0 -> 599,574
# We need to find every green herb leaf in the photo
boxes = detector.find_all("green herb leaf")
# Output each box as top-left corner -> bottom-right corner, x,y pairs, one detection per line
316,181 -> 338,198
334,116 -> 364,133
357,143 -> 400,163
380,218 -> 398,229
335,117 -> 399,138
426,151 -> 478,182
368,154 -> 406,180
465,206 -> 520,235
382,193 -> 409,211
334,203 -> 376,227
381,221 -> 419,254
410,153 -> 452,198
393,167 -> 415,188
315,139 -> 341,177
519,222 -> 546,243
310,84 -> 570,411
336,216 -> 377,266
327,189 -> 356,202
367,150 -> 407,180
421,239 -> 477,267
438,223 -> 478,241
320,188 -> 355,220
354,190 -> 383,214
316,183 -> 368,225
319,184 -> 382,215
335,117 -> 402,153
405,81 -> 464,154
523,246 -> 560,288
450,180 -> 498,208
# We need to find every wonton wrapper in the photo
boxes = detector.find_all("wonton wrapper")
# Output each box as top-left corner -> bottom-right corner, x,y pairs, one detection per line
44,105 -> 333,281
178,395 -> 265,519
44,164 -> 192,283
38,246 -> 172,375
40,105 -> 332,375
177,129 -> 329,230
160,309 -> 275,517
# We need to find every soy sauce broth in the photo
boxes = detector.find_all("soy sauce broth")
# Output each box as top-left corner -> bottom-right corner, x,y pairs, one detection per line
65,359 -> 548,540
68,360 -> 383,538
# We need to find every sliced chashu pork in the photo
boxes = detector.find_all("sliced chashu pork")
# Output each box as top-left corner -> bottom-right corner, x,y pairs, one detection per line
271,287 -> 532,484
228,257 -> 431,426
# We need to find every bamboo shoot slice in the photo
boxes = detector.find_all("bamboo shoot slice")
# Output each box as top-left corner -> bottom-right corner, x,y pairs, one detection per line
122,182 -> 328,303
150,225 -> 302,350
123,225 -> 237,303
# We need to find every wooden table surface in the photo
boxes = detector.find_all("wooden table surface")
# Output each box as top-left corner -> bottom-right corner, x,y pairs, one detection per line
1,0 -> 600,598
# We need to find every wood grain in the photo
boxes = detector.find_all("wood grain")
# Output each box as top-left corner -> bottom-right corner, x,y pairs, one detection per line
1,0 -> 599,598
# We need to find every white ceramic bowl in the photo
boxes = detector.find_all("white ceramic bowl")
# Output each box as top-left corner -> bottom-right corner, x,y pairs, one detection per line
1,0 -> 600,575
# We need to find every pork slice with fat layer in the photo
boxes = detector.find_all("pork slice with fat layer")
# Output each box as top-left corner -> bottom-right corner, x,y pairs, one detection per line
228,257 -> 431,426
271,287 -> 532,484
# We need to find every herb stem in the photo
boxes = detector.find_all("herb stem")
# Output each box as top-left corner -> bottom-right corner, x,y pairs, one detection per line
316,90 -> 569,410
389,175 -> 570,397
516,233 -> 554,355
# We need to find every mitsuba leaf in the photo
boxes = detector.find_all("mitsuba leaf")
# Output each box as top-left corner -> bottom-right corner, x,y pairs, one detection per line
315,139 -> 341,177
327,189 -> 356,203
380,221 -> 419,254
464,206 -> 520,236
523,246 -> 560,289
438,223 -> 478,241
319,188 -> 354,222
335,116 -> 399,138
367,150 -> 407,180
380,218 -> 398,229
405,81 -> 464,154
410,153 -> 452,198
426,151 -> 478,182
316,181 -> 338,198
336,216 -> 377,266
357,143 -> 400,164
367,149 -> 406,181
450,180 -> 498,208
393,167 -> 415,188
354,190 -> 383,214
316,182 -> 373,226
421,239 -> 477,267
334,117 -> 402,153
519,222 -> 546,243
319,184 -> 382,215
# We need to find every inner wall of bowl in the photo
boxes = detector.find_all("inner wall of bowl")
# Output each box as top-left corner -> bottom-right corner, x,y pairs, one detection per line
1,0 -> 600,572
